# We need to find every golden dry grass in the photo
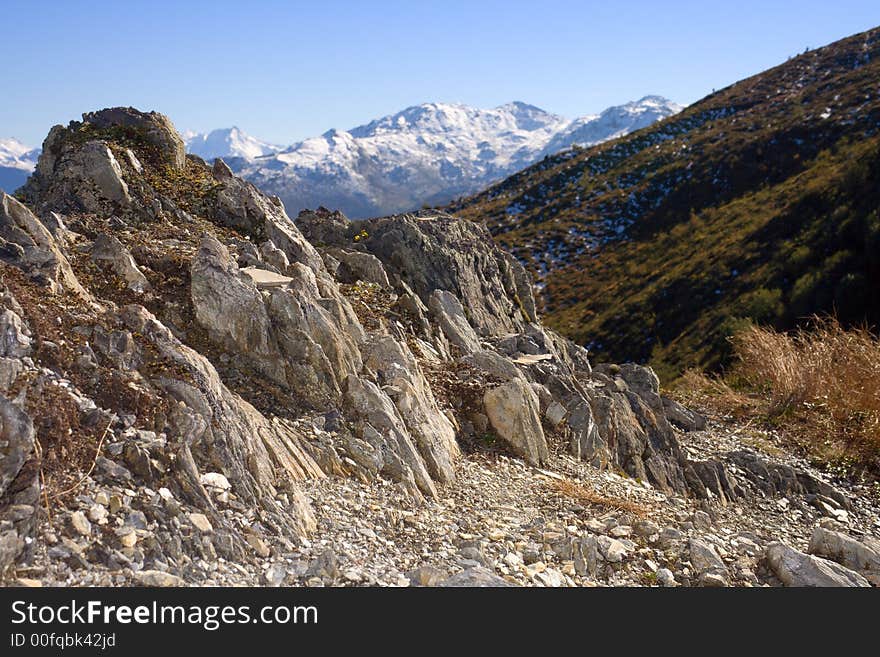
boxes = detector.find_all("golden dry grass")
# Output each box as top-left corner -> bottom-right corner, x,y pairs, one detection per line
548,477 -> 651,517
684,317 -> 880,472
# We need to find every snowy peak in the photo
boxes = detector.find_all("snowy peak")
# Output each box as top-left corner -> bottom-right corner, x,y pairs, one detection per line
183,127 -> 282,161
235,96 -> 682,219
0,138 -> 40,170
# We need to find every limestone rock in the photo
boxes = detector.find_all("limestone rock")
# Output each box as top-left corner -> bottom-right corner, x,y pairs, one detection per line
359,212 -> 534,337
363,335 -> 459,484
333,249 -> 391,288
342,375 -> 438,498
484,379 -> 548,465
808,526 -> 880,586
765,541 -> 870,587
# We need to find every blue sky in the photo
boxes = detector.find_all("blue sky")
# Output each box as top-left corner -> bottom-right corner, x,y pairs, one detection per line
3,0 -> 879,146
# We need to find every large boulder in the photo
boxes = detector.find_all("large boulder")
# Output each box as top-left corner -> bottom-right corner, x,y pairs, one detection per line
483,379 -> 548,466
765,542 -> 870,587
809,525 -> 880,586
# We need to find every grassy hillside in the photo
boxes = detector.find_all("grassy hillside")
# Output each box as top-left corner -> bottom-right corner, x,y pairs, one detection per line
452,27 -> 880,380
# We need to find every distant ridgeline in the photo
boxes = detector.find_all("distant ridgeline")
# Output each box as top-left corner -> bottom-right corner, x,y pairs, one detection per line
452,27 -> 880,380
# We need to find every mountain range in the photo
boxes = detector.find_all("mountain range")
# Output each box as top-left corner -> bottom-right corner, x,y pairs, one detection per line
231,96 -> 681,219
0,97 -> 681,218
453,26 -> 880,378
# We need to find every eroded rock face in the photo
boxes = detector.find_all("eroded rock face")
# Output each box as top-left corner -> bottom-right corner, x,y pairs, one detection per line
358,212 -> 535,337
429,289 -> 482,354
121,304 -> 318,540
362,335 -> 459,484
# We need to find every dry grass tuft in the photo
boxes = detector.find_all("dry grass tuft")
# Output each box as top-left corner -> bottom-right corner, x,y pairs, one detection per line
548,477 -> 651,517
685,317 -> 880,473
729,318 -> 880,465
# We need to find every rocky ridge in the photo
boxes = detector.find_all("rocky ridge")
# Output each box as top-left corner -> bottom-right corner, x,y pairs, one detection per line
1,107 -> 878,587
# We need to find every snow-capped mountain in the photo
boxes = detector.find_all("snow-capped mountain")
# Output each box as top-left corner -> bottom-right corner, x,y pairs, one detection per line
234,97 -> 682,219
183,127 -> 282,161
0,138 -> 40,193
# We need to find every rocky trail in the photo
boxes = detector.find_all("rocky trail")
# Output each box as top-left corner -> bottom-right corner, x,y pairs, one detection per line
1,108 -> 878,588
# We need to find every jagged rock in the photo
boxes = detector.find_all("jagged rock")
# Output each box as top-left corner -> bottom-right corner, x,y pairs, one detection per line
121,304 -> 317,538
209,169 -> 324,275
809,525 -> 880,586
729,450 -> 849,509
342,375 -> 437,498
428,290 -> 481,353
259,240 -> 290,272
765,542 -> 870,587
686,459 -> 743,504
689,537 -> 729,586
572,534 -> 599,576
0,193 -> 90,298
483,379 -> 548,466
0,394 -> 34,498
587,382 -> 689,493
662,396 -> 707,431
191,236 -> 286,377
362,335 -> 459,484
360,212 -> 534,336
90,233 -> 149,292
597,535 -> 629,563
24,132 -> 131,214
191,236 -> 363,408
